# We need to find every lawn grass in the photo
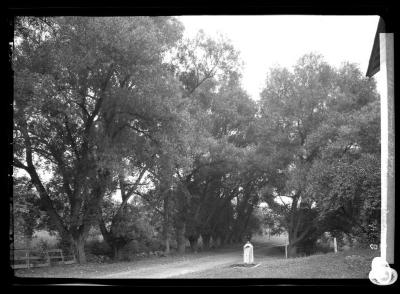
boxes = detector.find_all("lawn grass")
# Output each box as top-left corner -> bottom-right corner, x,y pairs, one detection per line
173,248 -> 379,279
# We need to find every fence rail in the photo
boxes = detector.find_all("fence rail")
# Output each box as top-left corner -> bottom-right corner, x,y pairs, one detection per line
253,243 -> 289,259
11,248 -> 76,269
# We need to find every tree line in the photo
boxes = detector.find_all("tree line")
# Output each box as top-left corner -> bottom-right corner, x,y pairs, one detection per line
12,16 -> 380,263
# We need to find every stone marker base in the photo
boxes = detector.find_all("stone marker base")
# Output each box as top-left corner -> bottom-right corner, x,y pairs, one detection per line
229,263 -> 260,268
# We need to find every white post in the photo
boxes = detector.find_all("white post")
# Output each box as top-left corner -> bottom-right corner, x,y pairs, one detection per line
378,33 -> 395,264
243,242 -> 254,264
333,237 -> 338,253
285,244 -> 288,259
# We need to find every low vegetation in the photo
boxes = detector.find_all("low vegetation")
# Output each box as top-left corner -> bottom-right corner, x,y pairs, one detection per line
175,248 -> 379,279
14,244 -> 378,279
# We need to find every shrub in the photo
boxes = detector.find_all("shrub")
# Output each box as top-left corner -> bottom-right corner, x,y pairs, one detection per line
39,239 -> 49,250
86,239 -> 112,257
315,242 -> 333,254
86,253 -> 112,263
56,234 -> 73,254
147,238 -> 164,252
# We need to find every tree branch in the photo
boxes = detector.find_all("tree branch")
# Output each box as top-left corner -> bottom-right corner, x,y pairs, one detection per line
64,116 -> 80,160
135,191 -> 164,216
84,63 -> 115,136
277,195 -> 290,213
113,167 -> 148,220
48,144 -> 74,201
13,157 -> 29,171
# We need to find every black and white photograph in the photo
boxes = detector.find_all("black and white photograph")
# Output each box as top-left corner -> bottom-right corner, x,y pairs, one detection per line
8,7 -> 396,286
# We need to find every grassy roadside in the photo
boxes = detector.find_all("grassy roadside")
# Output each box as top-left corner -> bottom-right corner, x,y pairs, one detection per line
173,248 -> 379,279
13,245 -> 242,279
13,237 -> 378,279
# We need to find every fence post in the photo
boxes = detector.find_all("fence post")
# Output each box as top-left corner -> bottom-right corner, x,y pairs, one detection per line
334,237 -> 338,253
27,250 -> 30,269
285,244 -> 288,259
46,250 -> 50,266
60,249 -> 64,264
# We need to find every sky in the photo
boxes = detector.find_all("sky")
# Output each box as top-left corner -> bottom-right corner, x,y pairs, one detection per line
178,15 -> 380,101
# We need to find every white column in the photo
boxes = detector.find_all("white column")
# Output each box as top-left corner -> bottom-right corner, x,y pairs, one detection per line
243,242 -> 254,264
379,33 -> 395,264
244,245 -> 249,264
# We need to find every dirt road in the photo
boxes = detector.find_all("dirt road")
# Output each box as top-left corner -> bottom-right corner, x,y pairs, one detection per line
14,235 -> 287,279
99,251 -> 242,278
98,238 -> 286,279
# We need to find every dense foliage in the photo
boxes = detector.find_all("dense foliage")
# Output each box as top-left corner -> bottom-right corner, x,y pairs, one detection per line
12,17 -> 380,262
257,55 -> 380,255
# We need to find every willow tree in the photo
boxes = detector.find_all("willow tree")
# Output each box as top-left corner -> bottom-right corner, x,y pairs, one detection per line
141,30 -> 244,254
258,54 -> 379,256
12,16 -> 183,263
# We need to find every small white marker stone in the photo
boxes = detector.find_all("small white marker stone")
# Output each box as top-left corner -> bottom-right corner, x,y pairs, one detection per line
243,241 -> 254,264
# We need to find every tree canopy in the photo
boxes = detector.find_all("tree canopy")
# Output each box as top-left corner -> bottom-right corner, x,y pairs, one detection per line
12,17 -> 380,262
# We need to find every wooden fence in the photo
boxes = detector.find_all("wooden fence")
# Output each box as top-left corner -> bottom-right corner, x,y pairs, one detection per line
265,243 -> 289,259
11,248 -> 76,269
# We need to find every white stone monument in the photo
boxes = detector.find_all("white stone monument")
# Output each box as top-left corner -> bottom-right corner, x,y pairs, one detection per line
243,241 -> 254,264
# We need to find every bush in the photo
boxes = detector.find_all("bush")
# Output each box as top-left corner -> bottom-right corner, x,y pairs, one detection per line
31,230 -> 59,249
56,234 -> 74,254
86,253 -> 111,263
115,238 -> 166,260
125,240 -> 140,253
315,243 -> 333,254
86,239 -> 112,257
113,240 -> 141,261
147,238 -> 164,252
35,238 -> 57,252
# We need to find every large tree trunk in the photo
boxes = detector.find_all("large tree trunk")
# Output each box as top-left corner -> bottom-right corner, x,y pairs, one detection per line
98,216 -> 112,244
287,217 -> 300,258
159,155 -> 174,255
112,244 -> 124,261
238,204 -> 254,242
219,234 -> 226,247
223,222 -> 235,244
288,244 -> 298,257
188,235 -> 199,253
210,233 -> 217,248
176,223 -> 186,254
223,231 -> 232,245
287,194 -> 301,258
69,222 -> 92,264
202,234 -> 211,250
287,203 -> 313,258
72,236 -> 86,264
165,237 -> 170,254
163,193 -> 171,255
99,216 -> 123,261
163,213 -> 170,255
216,236 -> 223,248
